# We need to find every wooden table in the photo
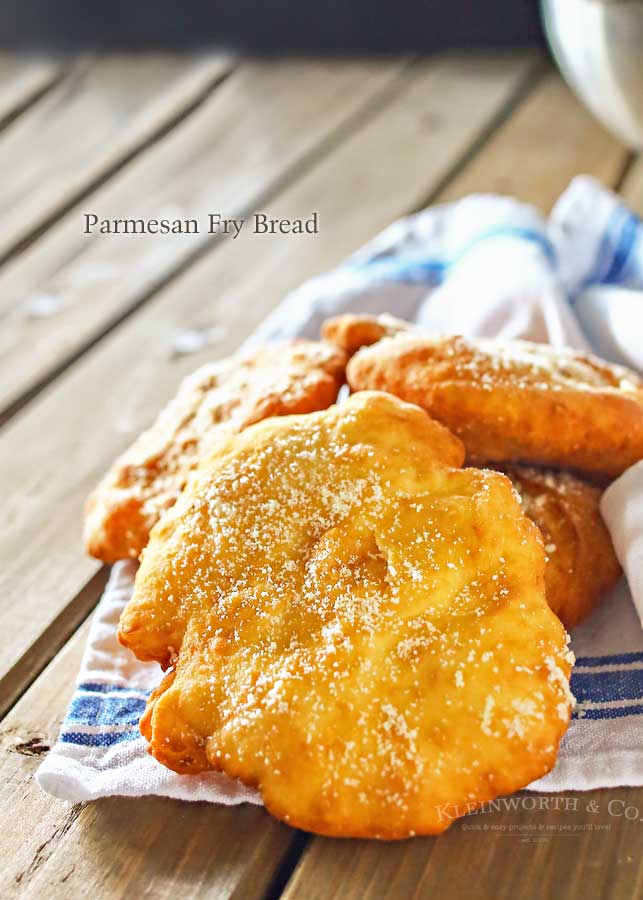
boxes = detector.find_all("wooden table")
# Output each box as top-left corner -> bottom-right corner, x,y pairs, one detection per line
1,50 -> 642,900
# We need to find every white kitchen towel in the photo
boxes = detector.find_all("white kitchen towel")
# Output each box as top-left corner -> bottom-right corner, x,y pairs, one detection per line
38,175 -> 643,802
602,462 -> 643,630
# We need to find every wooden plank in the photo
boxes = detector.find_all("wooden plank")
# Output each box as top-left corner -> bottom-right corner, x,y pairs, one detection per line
437,69 -> 629,211
0,53 -> 234,263
0,55 -> 62,127
281,787 -> 643,900
619,154 -> 643,216
0,624 -> 296,899
0,53 -> 537,716
0,56 -> 413,420
0,569 -> 109,727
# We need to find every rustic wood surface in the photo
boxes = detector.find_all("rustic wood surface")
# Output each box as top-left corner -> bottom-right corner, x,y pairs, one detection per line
0,52 -> 534,715
0,56 -> 62,129
0,55 -> 234,264
0,49 -> 641,900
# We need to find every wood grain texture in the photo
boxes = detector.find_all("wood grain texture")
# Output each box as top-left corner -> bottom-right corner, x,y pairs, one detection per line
282,788 -> 643,900
620,156 -> 643,216
436,69 -> 629,210
0,624 -> 295,900
0,569 -> 109,729
0,53 -> 233,263
0,56 -> 412,419
0,53 -> 536,715
3,56 -> 642,899
0,55 -> 62,128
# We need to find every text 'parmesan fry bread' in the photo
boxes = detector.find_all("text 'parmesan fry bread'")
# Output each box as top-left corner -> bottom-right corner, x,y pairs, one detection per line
347,334 -> 643,477
322,312 -> 410,356
119,391 -> 574,839
501,466 -> 621,630
84,340 -> 346,563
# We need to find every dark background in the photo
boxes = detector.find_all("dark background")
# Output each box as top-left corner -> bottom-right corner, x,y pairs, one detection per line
0,0 -> 544,51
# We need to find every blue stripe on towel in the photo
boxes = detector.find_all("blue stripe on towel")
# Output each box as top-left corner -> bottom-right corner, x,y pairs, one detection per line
452,226 -> 557,267
60,729 -> 141,747
67,694 -> 147,727
56,647 -> 643,748
354,256 -> 445,285
574,704 -> 643,721
571,668 -> 643,705
586,206 -> 626,288
353,227 -> 556,285
575,651 -> 643,668
77,681 -> 149,696
604,210 -> 640,285
582,204 -> 642,291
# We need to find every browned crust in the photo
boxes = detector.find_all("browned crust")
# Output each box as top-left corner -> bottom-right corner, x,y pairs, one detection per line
500,465 -> 621,630
125,392 -> 573,839
321,313 -> 411,356
84,340 -> 346,563
141,669 -> 210,773
347,334 -> 643,477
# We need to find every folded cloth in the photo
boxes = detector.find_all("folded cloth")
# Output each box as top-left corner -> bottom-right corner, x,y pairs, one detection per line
602,462 -> 643,630
38,175 -> 643,803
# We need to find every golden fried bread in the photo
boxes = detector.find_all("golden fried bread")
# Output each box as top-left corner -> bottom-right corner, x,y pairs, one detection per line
120,391 -> 573,839
347,334 -> 643,476
84,341 -> 346,563
503,466 -> 621,630
322,313 -> 410,356
323,314 -> 623,626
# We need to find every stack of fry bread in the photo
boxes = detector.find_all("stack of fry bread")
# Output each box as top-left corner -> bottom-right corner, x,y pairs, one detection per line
83,314 -> 643,839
